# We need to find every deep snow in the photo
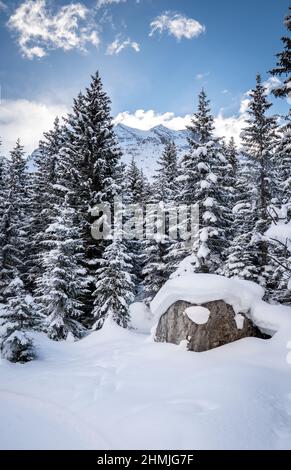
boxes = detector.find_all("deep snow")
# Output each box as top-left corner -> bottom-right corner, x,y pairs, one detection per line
1,275 -> 291,450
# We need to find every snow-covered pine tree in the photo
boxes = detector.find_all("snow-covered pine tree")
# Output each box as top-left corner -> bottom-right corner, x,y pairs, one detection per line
92,214 -> 135,329
28,118 -> 65,287
126,157 -> 146,204
60,72 -> 122,317
269,6 -> 291,99
0,140 -> 29,301
0,140 -> 9,254
124,158 -> 147,294
241,74 -> 278,288
224,155 -> 260,281
153,141 -> 179,202
36,196 -> 88,341
179,90 -> 229,274
0,277 -> 36,363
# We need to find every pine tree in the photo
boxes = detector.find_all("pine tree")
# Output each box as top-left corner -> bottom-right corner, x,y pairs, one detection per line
241,74 -> 278,287
178,90 -> 229,274
0,277 -> 36,363
0,140 -> 29,301
28,118 -> 65,287
59,72 -> 122,317
92,221 -> 135,329
270,7 -> 291,98
126,157 -> 146,204
36,199 -> 88,341
153,141 -> 179,201
225,156 -> 260,281
142,142 -> 181,298
124,158 -> 147,294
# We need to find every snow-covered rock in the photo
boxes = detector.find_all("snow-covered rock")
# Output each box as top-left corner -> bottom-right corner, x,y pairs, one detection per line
155,299 -> 265,352
151,274 -> 291,339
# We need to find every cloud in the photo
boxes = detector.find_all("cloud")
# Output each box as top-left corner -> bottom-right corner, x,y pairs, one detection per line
114,109 -> 192,130
8,0 -> 100,59
150,12 -> 205,40
0,99 -> 69,155
96,0 -> 127,7
195,72 -> 209,80
0,1 -> 7,11
106,37 -> 140,55
263,76 -> 282,95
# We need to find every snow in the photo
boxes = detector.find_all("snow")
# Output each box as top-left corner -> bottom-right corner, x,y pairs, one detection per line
185,306 -> 210,324
129,302 -> 153,334
1,275 -> 291,450
235,313 -> 245,330
150,273 -> 289,337
266,221 -> 291,251
1,314 -> 291,450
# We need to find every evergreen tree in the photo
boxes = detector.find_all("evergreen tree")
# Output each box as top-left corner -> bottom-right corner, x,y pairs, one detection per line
28,118 -> 65,287
270,7 -> 291,98
0,277 -> 36,363
92,223 -> 135,329
126,157 -> 145,204
36,199 -> 88,341
153,141 -> 179,201
225,156 -> 260,281
0,140 -> 29,301
59,72 -> 122,317
178,90 -> 229,274
241,74 -> 278,287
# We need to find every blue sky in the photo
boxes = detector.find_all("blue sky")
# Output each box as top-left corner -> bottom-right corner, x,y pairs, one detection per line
0,0 -> 290,154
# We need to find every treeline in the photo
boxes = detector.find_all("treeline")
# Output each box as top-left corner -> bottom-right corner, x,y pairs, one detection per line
0,7 -> 290,363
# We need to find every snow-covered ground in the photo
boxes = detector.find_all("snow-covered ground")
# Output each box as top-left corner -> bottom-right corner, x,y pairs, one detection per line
1,275 -> 291,450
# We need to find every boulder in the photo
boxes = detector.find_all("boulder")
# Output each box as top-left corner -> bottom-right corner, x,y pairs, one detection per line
155,299 -> 267,352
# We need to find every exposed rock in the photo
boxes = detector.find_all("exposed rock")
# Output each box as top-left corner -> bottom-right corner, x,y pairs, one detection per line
155,300 -> 267,352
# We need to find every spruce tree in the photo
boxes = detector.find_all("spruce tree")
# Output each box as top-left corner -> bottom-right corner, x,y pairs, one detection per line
92,221 -> 135,329
36,198 -> 88,341
60,72 -> 122,317
0,277 -> 36,363
179,90 -> 229,274
28,118 -> 65,287
0,140 -> 29,300
270,7 -> 291,99
224,156 -> 260,281
241,74 -> 278,287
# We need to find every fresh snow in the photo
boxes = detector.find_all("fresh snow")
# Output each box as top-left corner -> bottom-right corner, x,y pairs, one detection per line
1,274 -> 291,450
184,306 -> 210,324
234,313 -> 245,330
1,314 -> 291,449
150,273 -> 289,336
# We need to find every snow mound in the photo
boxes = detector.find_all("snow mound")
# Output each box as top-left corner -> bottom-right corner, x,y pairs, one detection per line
129,302 -> 154,333
184,306 -> 210,325
151,273 -> 291,336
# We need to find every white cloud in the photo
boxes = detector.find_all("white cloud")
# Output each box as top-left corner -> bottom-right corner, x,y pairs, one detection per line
0,1 -> 7,11
263,76 -> 282,95
150,12 -> 205,40
8,0 -> 100,59
106,37 -> 140,55
195,72 -> 209,80
114,109 -> 191,130
96,0 -> 127,7
114,102 -> 248,146
0,99 -> 69,155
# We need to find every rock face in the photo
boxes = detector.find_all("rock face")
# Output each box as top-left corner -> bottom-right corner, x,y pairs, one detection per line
155,300 -> 267,352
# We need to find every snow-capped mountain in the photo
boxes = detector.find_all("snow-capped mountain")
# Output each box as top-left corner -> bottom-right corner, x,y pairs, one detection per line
27,124 -> 191,178
115,123 -> 191,179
